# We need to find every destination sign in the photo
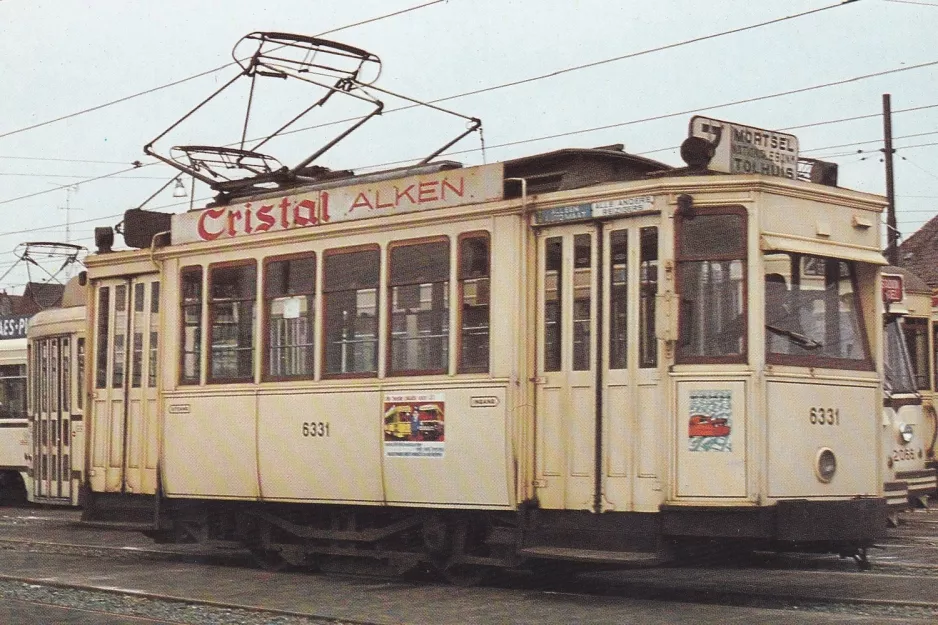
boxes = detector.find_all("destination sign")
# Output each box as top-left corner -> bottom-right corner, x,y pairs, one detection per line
882,273 -> 904,304
690,116 -> 799,180
534,196 -> 655,225
172,163 -> 504,244
0,315 -> 29,340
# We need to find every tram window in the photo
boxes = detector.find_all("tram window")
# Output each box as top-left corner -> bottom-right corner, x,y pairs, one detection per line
40,341 -> 48,413
609,230 -> 628,369
95,287 -> 109,388
148,332 -> 158,388
544,237 -> 563,372
62,339 -> 70,413
389,240 -> 449,375
639,227 -> 658,368
459,234 -> 490,373
764,253 -> 871,369
676,208 -> 746,363
113,284 -> 127,388
209,262 -> 257,382
902,318 -> 930,391
0,364 -> 26,419
265,254 -> 316,379
134,282 -> 145,313
131,332 -> 144,388
572,234 -> 592,371
324,248 -> 379,377
77,338 -> 85,409
180,267 -> 202,385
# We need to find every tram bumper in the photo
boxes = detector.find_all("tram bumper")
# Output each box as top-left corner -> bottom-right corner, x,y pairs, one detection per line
774,498 -> 886,542
660,497 -> 887,544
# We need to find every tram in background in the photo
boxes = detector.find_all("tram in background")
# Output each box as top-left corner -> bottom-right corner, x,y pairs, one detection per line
0,320 -> 28,503
73,104 -> 891,575
26,277 -> 87,506
879,267 -> 937,519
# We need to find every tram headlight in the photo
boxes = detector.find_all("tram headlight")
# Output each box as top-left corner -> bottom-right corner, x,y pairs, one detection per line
815,448 -> 837,484
898,423 -> 914,444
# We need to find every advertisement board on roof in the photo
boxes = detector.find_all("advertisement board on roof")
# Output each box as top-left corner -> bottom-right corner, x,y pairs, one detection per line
171,163 -> 504,245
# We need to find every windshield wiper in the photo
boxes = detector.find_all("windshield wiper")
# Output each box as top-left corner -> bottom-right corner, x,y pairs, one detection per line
766,324 -> 823,350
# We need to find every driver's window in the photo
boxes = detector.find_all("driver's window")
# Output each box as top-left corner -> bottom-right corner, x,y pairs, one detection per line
676,207 -> 747,364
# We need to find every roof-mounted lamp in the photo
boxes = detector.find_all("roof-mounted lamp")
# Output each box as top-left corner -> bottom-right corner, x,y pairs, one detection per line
172,177 -> 188,198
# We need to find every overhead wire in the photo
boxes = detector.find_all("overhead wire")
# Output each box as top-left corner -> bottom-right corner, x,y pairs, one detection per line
0,0 -> 448,142
345,58 -> 938,172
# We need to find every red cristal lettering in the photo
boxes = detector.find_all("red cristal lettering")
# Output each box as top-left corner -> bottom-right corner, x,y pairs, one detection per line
395,184 -> 416,205
227,210 -> 242,237
441,177 -> 464,199
320,191 -> 330,222
279,197 -> 291,228
350,192 -> 374,211
374,188 -> 393,209
255,204 -> 275,232
243,204 -> 253,234
197,207 -> 227,241
293,198 -> 317,226
418,181 -> 439,203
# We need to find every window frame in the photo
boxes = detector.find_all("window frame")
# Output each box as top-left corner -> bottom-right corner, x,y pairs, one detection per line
675,205 -> 749,365
207,260 -> 258,384
321,244 -> 381,380
262,251 -> 318,382
178,266 -> 203,386
764,253 -> 873,371
386,236 -> 451,377
457,231 -> 491,374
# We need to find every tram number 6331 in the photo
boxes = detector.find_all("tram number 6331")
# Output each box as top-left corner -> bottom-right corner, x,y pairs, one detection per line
302,422 -> 331,437
809,407 -> 840,426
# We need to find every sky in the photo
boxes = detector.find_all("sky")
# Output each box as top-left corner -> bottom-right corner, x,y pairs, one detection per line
0,0 -> 936,292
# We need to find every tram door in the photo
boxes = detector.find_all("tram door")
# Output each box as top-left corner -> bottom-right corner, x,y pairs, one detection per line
90,275 -> 161,495
535,225 -> 598,510
33,336 -> 76,502
534,220 -> 662,512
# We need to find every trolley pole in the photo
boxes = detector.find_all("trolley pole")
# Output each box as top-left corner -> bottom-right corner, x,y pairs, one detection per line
883,93 -> 898,266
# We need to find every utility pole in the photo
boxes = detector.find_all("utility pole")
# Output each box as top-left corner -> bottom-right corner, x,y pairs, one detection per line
883,93 -> 898,266
57,185 -> 81,244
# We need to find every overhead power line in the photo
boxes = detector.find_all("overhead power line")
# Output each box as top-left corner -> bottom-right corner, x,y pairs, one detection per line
348,58 -> 938,171
0,0 -> 447,142
0,165 -> 153,206
258,1 -> 864,144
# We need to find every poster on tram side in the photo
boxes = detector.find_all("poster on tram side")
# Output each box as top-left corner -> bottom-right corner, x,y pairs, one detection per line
383,392 -> 445,458
687,389 -> 733,452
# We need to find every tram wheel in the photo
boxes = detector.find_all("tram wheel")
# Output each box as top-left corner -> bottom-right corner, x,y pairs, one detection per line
249,547 -> 290,572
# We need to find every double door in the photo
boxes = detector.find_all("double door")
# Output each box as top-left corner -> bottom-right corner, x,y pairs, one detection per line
90,275 -> 161,495
32,335 -> 81,503
534,219 -> 663,512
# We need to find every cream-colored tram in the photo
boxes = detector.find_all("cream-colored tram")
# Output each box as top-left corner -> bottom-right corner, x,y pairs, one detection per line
880,267 -> 937,519
79,127 -> 889,577
0,321 -> 29,503
25,277 -> 87,506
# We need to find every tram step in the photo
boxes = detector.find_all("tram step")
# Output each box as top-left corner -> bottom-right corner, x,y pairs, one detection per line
519,546 -> 662,564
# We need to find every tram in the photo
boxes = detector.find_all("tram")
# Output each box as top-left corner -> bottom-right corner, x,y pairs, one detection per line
880,267 -> 937,519
26,277 -> 87,506
0,328 -> 28,503
78,133 -> 889,579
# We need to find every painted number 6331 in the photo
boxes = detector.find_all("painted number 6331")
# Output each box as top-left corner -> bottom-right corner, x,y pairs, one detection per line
302,422 -> 330,437
809,407 -> 840,425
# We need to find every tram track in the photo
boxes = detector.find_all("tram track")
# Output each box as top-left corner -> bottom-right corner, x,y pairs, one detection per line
2,532 -> 938,622
0,576 -> 354,625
